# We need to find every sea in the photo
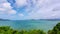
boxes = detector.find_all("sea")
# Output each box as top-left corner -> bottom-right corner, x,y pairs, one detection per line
0,20 -> 60,32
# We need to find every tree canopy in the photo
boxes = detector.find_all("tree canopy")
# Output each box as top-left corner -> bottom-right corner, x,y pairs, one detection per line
0,26 -> 46,34
48,22 -> 60,34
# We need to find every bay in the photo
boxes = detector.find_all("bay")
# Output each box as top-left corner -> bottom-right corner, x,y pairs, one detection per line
0,20 -> 60,32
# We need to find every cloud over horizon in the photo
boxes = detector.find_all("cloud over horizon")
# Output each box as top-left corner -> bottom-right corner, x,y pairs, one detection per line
0,0 -> 60,20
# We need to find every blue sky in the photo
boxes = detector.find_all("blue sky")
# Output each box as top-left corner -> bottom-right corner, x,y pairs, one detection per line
0,0 -> 60,20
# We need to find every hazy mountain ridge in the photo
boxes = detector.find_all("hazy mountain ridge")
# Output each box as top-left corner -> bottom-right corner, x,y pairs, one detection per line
0,19 -> 60,21
0,19 -> 10,21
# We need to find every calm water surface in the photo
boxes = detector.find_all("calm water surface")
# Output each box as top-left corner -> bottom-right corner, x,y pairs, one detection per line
0,20 -> 60,32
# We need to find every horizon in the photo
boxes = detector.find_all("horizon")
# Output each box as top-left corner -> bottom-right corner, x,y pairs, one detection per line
0,0 -> 60,20
1,18 -> 60,20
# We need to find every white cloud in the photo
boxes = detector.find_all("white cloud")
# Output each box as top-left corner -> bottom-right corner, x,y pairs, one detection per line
0,0 -> 60,19
0,8 -> 6,14
18,13 -> 24,17
2,2 -> 13,9
24,0 -> 60,19
15,0 -> 27,7
7,10 -> 16,15
0,0 -> 17,15
11,0 -> 60,19
0,8 -> 6,11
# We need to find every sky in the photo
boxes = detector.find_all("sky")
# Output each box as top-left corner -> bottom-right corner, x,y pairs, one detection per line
0,0 -> 60,20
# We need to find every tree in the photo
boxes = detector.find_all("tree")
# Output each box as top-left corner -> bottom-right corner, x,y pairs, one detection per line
48,22 -> 60,34
0,26 -> 46,34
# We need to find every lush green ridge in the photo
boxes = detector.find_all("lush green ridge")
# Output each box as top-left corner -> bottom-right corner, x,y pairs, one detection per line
48,22 -> 60,34
0,26 -> 46,34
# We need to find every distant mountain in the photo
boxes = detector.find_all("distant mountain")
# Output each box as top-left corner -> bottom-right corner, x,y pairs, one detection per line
40,19 -> 60,21
15,19 -> 60,21
0,19 -> 10,21
0,19 -> 60,21
26,19 -> 60,21
21,19 -> 60,21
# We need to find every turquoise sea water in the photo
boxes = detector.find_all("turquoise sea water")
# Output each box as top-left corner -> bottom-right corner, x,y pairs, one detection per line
0,20 -> 60,32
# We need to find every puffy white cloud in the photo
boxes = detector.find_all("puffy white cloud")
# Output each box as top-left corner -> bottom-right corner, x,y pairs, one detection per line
15,0 -> 27,7
0,0 -> 17,15
0,8 -> 5,11
2,2 -> 13,9
7,10 -> 17,15
1,0 -> 60,19
24,0 -> 60,19
18,13 -> 24,17
10,0 -> 60,19
0,8 -> 6,14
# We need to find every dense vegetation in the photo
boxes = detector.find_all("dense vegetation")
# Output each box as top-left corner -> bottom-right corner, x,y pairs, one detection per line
0,26 -> 46,34
48,22 -> 60,34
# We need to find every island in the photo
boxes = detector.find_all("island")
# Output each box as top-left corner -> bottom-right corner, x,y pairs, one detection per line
0,19 -> 10,21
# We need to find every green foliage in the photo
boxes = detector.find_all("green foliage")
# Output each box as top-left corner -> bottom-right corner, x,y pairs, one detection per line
48,22 -> 60,34
0,26 -> 46,34
29,30 -> 46,34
